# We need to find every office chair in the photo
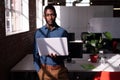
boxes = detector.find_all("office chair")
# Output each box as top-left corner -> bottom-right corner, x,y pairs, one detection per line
94,71 -> 120,80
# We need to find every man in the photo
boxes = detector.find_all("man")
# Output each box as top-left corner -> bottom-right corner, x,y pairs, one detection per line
33,5 -> 69,80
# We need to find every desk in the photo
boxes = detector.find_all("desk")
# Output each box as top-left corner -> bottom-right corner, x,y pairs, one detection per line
65,54 -> 120,72
10,54 -> 36,80
11,53 -> 120,80
65,53 -> 120,80
11,54 -> 35,72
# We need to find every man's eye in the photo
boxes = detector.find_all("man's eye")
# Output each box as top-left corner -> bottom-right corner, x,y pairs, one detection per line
46,14 -> 55,16
46,14 -> 49,16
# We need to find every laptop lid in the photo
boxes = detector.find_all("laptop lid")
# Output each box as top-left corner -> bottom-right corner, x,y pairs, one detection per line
36,37 -> 69,56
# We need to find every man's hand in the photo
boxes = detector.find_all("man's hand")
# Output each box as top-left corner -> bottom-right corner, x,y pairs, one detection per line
48,53 -> 57,58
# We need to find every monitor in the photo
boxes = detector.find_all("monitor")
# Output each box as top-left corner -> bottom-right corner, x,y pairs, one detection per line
68,33 -> 75,41
67,40 -> 83,63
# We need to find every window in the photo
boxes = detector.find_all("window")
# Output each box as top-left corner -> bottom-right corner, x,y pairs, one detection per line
5,0 -> 29,36
36,0 -> 43,28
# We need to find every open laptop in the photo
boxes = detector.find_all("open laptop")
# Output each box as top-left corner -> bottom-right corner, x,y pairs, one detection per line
36,37 -> 69,56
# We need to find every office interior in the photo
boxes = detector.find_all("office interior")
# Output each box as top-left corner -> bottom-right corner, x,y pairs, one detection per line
0,0 -> 120,80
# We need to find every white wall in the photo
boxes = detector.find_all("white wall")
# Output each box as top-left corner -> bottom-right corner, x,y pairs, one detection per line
89,18 -> 120,38
59,6 -> 113,39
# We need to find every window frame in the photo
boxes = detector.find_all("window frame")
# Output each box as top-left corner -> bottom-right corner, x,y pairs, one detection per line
5,0 -> 29,36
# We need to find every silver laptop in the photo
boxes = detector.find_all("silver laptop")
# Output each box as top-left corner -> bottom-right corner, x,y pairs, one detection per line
36,37 -> 69,56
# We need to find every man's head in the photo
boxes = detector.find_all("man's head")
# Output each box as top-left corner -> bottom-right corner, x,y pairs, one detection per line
44,5 -> 57,27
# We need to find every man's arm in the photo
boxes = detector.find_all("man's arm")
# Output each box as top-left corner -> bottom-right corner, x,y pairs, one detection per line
33,31 -> 41,72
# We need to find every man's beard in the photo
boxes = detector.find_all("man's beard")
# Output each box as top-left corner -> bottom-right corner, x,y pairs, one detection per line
47,20 -> 55,26
48,23 -> 53,26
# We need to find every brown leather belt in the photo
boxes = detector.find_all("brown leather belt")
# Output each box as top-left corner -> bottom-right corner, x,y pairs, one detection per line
41,64 -> 64,70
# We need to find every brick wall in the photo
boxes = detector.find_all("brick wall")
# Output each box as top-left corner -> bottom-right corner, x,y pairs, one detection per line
0,0 -> 36,80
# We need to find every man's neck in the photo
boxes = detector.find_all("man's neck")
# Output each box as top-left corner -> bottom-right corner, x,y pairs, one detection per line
47,24 -> 55,30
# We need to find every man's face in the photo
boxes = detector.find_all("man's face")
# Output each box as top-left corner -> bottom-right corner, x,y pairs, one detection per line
44,9 -> 56,26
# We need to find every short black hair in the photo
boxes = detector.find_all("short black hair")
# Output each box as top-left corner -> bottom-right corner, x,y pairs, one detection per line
44,5 -> 57,17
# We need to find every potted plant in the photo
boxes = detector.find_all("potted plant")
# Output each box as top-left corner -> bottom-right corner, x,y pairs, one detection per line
85,32 -> 112,62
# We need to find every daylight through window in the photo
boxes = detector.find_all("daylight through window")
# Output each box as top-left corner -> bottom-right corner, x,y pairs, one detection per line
5,0 -> 29,36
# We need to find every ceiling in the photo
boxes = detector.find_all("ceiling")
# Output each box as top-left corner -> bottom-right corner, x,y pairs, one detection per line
47,0 -> 120,7
90,0 -> 120,8
46,0 -> 120,17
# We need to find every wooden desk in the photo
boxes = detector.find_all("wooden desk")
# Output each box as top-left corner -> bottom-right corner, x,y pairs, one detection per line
11,53 -> 120,72
11,54 -> 35,72
10,54 -> 36,80
65,53 -> 120,80
65,54 -> 120,72
11,53 -> 120,80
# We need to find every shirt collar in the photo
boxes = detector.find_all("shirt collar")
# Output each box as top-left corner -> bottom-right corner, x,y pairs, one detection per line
44,24 -> 59,31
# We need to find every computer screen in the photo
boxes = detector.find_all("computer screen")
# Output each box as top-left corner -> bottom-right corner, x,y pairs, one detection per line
66,41 -> 83,63
68,33 -> 75,41
68,41 -> 83,58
